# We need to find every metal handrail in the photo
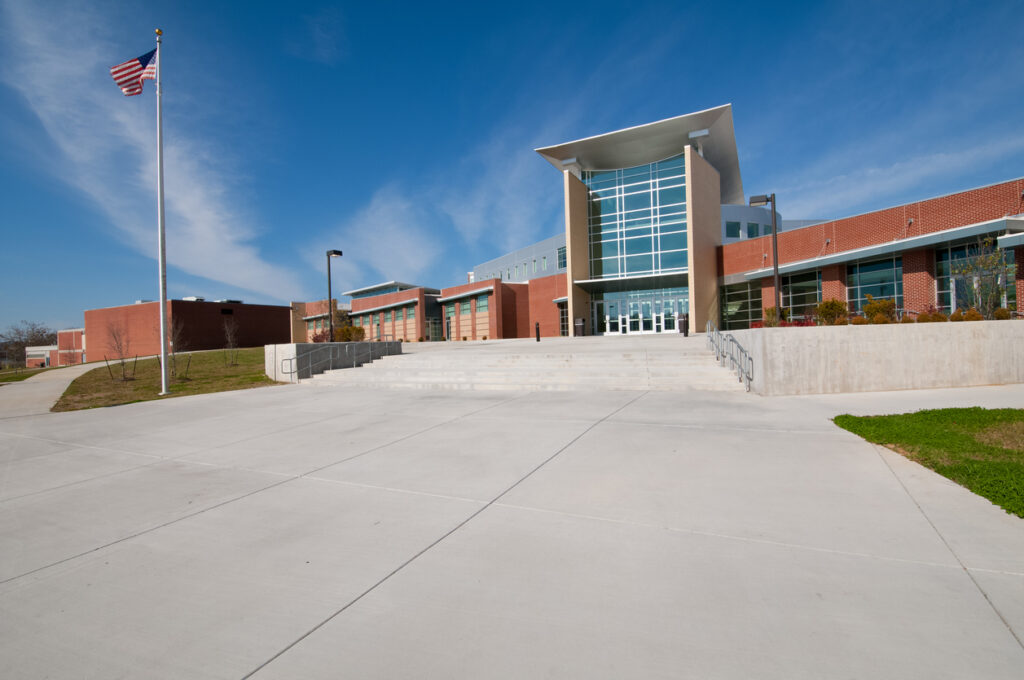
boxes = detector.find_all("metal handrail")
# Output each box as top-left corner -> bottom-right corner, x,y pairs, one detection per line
705,321 -> 754,392
280,341 -> 400,383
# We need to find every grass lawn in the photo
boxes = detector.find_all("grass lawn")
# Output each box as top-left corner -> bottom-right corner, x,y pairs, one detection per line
53,347 -> 278,412
0,366 -> 55,382
834,407 -> 1024,518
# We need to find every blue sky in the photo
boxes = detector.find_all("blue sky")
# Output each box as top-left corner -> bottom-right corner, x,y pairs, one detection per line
1,0 -> 1021,330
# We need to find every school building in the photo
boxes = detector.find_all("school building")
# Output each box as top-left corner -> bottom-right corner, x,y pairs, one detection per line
340,104 -> 1024,340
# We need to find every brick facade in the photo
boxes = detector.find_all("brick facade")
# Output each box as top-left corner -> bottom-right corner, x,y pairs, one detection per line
350,289 -> 431,342
84,300 -> 290,361
56,328 -> 85,365
721,178 -> 1024,315
1017,247 -> 1024,314
901,248 -> 936,314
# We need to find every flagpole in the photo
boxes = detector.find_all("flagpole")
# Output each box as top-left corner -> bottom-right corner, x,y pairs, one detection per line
155,28 -> 170,396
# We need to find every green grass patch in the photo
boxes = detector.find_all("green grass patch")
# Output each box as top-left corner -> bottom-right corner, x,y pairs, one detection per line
834,407 -> 1024,518
0,366 -> 55,382
52,347 -> 278,412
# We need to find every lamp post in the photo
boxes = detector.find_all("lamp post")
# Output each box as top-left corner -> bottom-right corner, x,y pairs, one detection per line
749,194 -> 781,316
326,249 -> 343,341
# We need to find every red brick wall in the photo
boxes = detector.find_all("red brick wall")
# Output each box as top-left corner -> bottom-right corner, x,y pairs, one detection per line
439,280 -> 505,340
56,329 -> 85,365
526,273 -> 567,337
821,264 -> 845,304
722,178 -> 1024,276
902,248 -> 936,314
85,301 -> 290,360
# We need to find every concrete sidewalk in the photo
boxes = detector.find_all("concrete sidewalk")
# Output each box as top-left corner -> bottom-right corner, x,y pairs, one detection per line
0,382 -> 1022,678
0,362 -> 98,418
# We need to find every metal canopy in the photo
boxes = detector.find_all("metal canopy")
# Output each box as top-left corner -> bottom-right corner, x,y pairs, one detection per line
535,104 -> 744,205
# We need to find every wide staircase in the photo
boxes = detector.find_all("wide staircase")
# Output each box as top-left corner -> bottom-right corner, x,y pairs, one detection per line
307,334 -> 747,392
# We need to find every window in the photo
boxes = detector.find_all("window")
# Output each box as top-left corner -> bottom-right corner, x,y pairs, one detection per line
747,223 -> 759,239
506,268 -> 511,279
407,305 -> 415,319
445,303 -> 455,318
514,265 -> 518,278
720,282 -> 762,330
542,256 -> 547,271
782,271 -> 822,319
307,320 -> 314,331
726,221 -> 741,238
459,300 -> 471,315
395,308 -> 403,321
532,259 -> 537,273
559,302 -> 569,336
847,257 -> 903,314
384,310 -> 392,322
557,246 -> 567,269
476,294 -> 489,312
316,319 -> 322,329
936,241 -> 1016,313
763,224 -> 773,237
353,317 -> 361,327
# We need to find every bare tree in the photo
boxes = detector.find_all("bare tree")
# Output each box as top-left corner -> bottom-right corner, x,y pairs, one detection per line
0,320 -> 56,366
223,318 -> 240,366
105,320 -> 135,381
168,316 -> 191,379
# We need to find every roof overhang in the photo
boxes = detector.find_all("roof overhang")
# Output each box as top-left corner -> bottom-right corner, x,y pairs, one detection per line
740,217 -> 1024,280
437,286 -> 494,303
552,296 -> 568,304
342,280 -> 419,297
350,298 -> 420,315
573,271 -> 689,294
535,104 -> 744,204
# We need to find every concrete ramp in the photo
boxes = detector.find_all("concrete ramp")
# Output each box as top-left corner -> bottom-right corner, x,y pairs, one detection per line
309,335 -> 746,392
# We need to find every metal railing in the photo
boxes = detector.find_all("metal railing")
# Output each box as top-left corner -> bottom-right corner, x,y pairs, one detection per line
705,321 -> 754,392
279,341 -> 402,383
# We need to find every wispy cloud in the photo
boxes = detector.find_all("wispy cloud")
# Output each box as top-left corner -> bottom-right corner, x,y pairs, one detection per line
780,134 -> 1024,219
0,1 -> 304,302
287,8 -> 347,65
319,185 -> 442,292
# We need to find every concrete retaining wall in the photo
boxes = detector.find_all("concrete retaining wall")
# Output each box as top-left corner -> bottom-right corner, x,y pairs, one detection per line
730,321 -> 1024,395
265,342 -> 402,382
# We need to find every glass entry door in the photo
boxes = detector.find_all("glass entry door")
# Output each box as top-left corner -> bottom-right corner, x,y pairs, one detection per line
592,287 -> 689,335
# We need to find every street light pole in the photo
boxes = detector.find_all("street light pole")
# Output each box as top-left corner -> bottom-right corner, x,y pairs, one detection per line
326,249 -> 343,341
750,193 -> 782,315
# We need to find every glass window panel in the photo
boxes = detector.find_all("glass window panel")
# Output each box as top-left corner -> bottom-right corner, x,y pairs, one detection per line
407,306 -> 415,319
747,223 -> 759,239
726,221 -> 741,238
659,250 -> 687,270
591,241 -> 619,259
660,232 -> 687,251
624,237 -> 653,256
658,186 -> 686,206
460,300 -> 470,315
395,308 -> 403,321
591,257 -> 620,277
477,294 -> 488,312
625,254 -> 654,274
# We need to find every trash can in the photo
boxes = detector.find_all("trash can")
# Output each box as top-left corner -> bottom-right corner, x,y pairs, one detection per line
573,318 -> 585,337
681,313 -> 690,337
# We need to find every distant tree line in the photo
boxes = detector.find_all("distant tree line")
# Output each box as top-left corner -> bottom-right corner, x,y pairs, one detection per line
0,320 -> 56,367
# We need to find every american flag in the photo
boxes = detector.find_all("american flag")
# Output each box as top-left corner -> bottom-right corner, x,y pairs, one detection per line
110,48 -> 157,96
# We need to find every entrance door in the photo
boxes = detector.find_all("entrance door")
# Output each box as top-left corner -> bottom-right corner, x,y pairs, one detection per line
628,302 -> 641,333
607,301 -> 620,334
663,299 -> 676,331
594,301 -> 607,334
641,301 -> 653,332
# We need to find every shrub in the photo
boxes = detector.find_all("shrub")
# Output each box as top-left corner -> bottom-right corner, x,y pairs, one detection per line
834,315 -> 849,325
418,336 -> 424,342
932,312 -> 949,322
763,306 -> 788,327
871,313 -> 891,324
851,316 -> 868,325
335,325 -> 365,342
815,298 -> 847,325
964,307 -> 984,321
462,336 -> 467,341
994,307 -> 1011,320
482,335 -> 488,340
862,294 -> 896,323
900,315 -> 916,323
949,309 -> 964,322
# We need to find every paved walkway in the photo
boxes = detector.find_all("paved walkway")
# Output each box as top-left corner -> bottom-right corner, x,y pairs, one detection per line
1,380 -> 1022,678
0,362 -> 99,418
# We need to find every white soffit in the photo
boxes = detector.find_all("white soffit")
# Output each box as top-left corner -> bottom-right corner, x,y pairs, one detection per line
535,104 -> 744,204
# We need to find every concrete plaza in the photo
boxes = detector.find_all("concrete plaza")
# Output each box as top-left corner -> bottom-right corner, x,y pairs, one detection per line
1,374 -> 1023,677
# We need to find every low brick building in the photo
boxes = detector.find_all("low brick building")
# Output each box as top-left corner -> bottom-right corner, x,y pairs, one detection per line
84,299 -> 290,361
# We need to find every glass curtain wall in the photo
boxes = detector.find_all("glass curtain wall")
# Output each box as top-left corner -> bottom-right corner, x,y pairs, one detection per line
583,154 -> 687,279
591,287 -> 688,334
936,243 -> 1017,313
721,282 -> 762,330
847,257 -> 903,313
781,271 -> 821,319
